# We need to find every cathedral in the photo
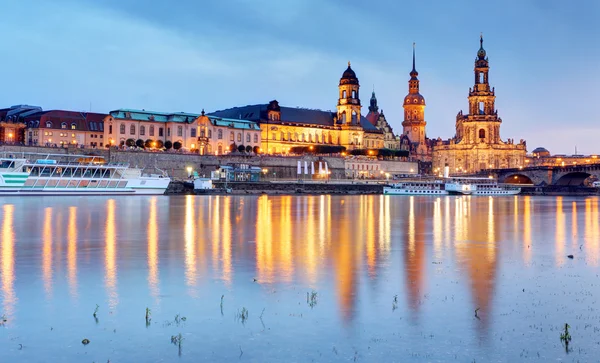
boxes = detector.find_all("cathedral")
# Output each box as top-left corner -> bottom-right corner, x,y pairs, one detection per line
431,36 -> 527,173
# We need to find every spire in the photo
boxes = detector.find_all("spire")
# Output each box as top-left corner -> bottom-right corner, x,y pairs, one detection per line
369,90 -> 378,113
410,42 -> 418,79
412,42 -> 416,73
477,33 -> 487,59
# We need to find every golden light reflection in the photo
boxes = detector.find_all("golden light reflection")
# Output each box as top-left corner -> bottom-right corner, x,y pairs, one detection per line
184,195 -> 197,288
555,197 -> 565,266
366,195 -> 377,278
67,206 -> 78,299
487,197 -> 495,247
211,196 -> 221,274
523,197 -> 532,263
378,195 -> 391,255
571,202 -> 578,248
147,197 -> 160,300
221,197 -> 232,284
256,196 -> 274,282
278,196 -> 293,283
105,199 -> 118,308
1,204 -> 16,319
585,199 -> 599,265
334,198 -> 356,322
42,208 -> 53,297
405,196 -> 426,314
432,198 -> 442,260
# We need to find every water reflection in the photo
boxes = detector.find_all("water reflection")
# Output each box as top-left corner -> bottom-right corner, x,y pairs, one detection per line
3,195 -> 600,360
43,207 -> 53,298
1,204 -> 16,319
105,199 -> 118,308
147,197 -> 160,301
67,206 -> 78,300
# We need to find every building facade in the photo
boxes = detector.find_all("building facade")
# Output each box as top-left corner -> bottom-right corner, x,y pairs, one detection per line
432,36 -> 527,174
365,91 -> 400,150
103,109 -> 261,154
209,62 -> 384,154
0,105 -> 43,144
22,110 -> 106,147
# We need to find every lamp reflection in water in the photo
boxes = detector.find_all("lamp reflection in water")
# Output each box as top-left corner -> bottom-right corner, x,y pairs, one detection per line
555,197 -> 565,266
585,199 -> 599,266
1,204 -> 16,320
147,197 -> 160,301
404,196 -> 427,315
105,199 -> 118,309
67,206 -> 78,299
523,196 -> 532,264
221,197 -> 232,284
184,195 -> 197,289
43,207 -> 53,298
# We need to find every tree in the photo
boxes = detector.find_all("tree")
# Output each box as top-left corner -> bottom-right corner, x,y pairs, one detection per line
125,138 -> 135,147
164,140 -> 173,150
253,146 -> 260,154
136,139 -> 145,148
229,143 -> 237,152
145,139 -> 154,148
173,141 -> 182,150
155,140 -> 164,149
245,145 -> 253,153
237,144 -> 246,153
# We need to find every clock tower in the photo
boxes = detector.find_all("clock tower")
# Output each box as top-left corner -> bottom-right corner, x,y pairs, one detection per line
402,43 -> 426,145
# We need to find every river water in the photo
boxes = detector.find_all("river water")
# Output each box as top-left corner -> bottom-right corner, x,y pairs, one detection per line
0,195 -> 599,362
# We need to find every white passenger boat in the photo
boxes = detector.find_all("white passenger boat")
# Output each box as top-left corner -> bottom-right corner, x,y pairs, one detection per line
0,153 -> 170,195
383,165 -> 520,196
383,177 -> 520,196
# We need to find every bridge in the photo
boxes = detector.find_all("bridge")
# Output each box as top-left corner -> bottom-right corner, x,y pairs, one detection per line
463,164 -> 600,186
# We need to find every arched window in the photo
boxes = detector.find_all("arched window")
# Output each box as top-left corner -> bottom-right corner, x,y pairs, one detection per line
149,126 -> 154,136
294,132 -> 298,141
71,123 -> 77,130
281,132 -> 285,141
237,133 -> 242,142
120,124 -> 125,134
61,122 -> 67,129
218,129 -> 223,139
309,134 -> 313,143
342,90 -> 347,98
254,134 -> 258,143
479,72 -> 484,83
479,129 -> 486,140
230,132 -> 234,141
246,133 -> 250,143
351,111 -> 357,124
140,126 -> 145,136
130,125 -> 135,135
352,90 -> 356,98
46,121 -> 52,128
208,129 -> 212,138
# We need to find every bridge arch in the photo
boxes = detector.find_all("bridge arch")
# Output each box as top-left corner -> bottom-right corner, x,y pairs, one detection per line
501,174 -> 534,184
555,172 -> 592,186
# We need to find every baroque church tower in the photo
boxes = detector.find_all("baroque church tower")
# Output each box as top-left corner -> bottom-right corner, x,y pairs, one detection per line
402,43 -> 426,145
337,62 -> 364,148
455,34 -> 502,145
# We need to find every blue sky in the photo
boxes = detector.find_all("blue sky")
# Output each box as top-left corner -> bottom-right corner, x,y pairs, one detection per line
1,0 -> 598,154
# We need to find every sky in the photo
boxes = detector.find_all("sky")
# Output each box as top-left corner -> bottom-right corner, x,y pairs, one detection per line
1,0 -> 599,154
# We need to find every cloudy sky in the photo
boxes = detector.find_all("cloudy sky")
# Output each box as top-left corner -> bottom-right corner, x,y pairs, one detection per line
1,0 -> 598,154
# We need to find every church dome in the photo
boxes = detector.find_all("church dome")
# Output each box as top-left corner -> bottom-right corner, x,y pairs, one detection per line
340,62 -> 359,85
532,147 -> 550,157
404,93 -> 426,106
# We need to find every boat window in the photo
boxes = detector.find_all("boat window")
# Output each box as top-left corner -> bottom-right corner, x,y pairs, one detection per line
62,168 -> 73,177
0,160 -> 15,168
73,168 -> 82,178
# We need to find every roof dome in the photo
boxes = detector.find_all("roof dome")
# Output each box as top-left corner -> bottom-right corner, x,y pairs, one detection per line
532,147 -> 550,157
340,62 -> 359,85
404,93 -> 426,106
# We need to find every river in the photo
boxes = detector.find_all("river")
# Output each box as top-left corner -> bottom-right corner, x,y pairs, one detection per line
0,195 -> 599,362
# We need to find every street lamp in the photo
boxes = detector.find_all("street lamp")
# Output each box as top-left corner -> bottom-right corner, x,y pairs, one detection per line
187,166 -> 193,178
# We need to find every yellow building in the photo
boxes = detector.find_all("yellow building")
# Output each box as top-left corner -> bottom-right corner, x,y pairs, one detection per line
432,36 -> 527,174
209,62 -> 384,154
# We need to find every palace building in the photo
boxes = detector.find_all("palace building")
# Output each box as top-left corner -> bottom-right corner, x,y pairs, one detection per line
210,62 -> 389,154
432,36 -> 526,174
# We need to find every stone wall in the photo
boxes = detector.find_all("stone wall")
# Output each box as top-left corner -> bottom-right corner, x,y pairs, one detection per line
214,181 -> 383,194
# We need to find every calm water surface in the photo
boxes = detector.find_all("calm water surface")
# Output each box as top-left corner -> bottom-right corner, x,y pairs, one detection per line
1,195 -> 600,362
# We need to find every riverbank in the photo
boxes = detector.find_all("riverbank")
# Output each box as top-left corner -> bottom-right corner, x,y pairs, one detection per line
166,181 -> 600,196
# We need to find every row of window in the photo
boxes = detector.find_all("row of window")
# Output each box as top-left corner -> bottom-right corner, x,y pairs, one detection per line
348,164 -> 380,171
270,132 -> 336,144
112,123 -> 260,144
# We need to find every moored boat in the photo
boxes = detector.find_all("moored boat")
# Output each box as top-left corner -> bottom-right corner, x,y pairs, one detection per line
0,153 -> 170,196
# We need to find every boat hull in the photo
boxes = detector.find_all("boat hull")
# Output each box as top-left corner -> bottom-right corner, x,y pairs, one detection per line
383,187 -> 448,195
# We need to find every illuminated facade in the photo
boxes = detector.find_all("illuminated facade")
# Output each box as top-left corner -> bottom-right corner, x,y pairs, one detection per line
432,36 -> 527,173
209,63 -> 384,154
22,110 -> 106,147
365,92 -> 400,150
526,147 -> 599,167
103,109 -> 260,154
